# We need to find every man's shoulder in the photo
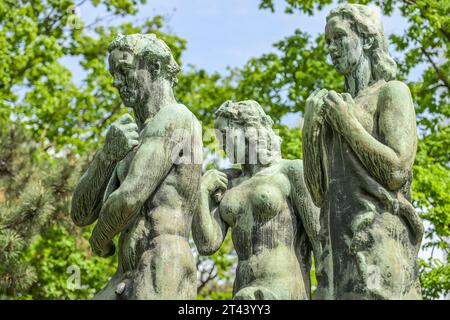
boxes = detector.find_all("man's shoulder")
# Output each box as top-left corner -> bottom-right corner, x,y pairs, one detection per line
161,103 -> 201,129
163,103 -> 198,121
144,103 -> 200,137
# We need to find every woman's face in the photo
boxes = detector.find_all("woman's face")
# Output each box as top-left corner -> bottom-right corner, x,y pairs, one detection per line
215,118 -> 261,165
325,15 -> 363,75
215,119 -> 245,164
215,117 -> 278,165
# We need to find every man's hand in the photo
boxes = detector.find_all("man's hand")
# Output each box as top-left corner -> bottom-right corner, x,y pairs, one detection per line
102,113 -> 139,162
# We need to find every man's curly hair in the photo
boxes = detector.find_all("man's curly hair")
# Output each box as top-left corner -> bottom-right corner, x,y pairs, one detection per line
108,33 -> 180,87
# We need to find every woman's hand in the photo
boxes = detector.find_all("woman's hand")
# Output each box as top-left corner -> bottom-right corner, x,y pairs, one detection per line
323,91 -> 355,134
305,88 -> 328,126
201,170 -> 228,202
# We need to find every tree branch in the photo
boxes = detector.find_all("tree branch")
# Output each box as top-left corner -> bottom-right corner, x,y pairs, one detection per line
403,0 -> 450,43
420,48 -> 450,91
97,103 -> 122,129
197,263 -> 217,293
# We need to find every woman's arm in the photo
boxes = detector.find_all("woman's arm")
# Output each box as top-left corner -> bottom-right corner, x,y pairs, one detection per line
288,160 -> 322,259
302,89 -> 329,207
323,81 -> 417,191
192,170 -> 229,256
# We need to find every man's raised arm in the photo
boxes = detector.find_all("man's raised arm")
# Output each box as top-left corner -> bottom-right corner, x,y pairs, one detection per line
71,114 -> 139,227
89,133 -> 175,257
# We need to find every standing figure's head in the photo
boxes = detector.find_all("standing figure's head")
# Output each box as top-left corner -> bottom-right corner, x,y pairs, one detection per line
108,33 -> 180,120
214,100 -> 281,166
325,4 -> 396,81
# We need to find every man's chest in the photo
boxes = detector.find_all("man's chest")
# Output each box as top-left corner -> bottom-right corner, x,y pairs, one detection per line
116,150 -> 137,183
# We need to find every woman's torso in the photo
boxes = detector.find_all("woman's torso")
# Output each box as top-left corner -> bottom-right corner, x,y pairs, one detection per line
319,81 -> 419,299
218,160 -> 307,298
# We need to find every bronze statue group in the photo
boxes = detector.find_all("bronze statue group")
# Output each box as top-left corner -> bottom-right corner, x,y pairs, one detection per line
70,4 -> 423,300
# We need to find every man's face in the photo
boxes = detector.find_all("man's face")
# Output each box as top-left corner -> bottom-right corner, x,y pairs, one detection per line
109,49 -> 153,109
325,15 -> 363,75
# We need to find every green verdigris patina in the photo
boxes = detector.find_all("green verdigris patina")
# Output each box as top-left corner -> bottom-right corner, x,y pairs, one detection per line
302,4 -> 423,299
70,34 -> 202,299
192,100 -> 321,300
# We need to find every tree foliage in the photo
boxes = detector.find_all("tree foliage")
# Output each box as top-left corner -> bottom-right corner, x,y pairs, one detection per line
0,123 -> 80,297
0,0 -> 448,300
0,0 -> 184,299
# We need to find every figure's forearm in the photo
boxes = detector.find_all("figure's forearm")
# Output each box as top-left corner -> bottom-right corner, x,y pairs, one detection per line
90,190 -> 137,248
71,148 -> 117,227
302,120 -> 326,207
192,189 -> 225,255
340,116 -> 408,190
304,205 -> 322,261
89,137 -> 174,254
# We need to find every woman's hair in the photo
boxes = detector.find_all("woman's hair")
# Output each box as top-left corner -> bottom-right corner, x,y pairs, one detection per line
326,4 -> 397,81
108,33 -> 180,87
215,100 -> 274,129
215,100 -> 281,162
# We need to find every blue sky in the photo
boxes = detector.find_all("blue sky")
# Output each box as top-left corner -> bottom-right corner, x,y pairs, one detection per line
78,0 -> 410,75
72,0 -> 415,128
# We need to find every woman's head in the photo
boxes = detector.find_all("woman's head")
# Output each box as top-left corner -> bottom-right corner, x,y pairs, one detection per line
214,100 -> 281,165
325,4 -> 396,81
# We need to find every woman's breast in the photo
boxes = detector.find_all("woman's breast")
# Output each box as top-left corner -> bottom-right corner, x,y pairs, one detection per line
219,189 -> 244,227
219,182 -> 286,225
352,85 -> 383,135
249,184 -> 285,221
219,178 -> 296,260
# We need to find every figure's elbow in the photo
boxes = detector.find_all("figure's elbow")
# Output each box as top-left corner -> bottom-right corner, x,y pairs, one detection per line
197,244 -> 221,256
116,191 -> 141,218
70,202 -> 97,227
386,167 -> 409,191
193,233 -> 221,256
71,212 -> 90,227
